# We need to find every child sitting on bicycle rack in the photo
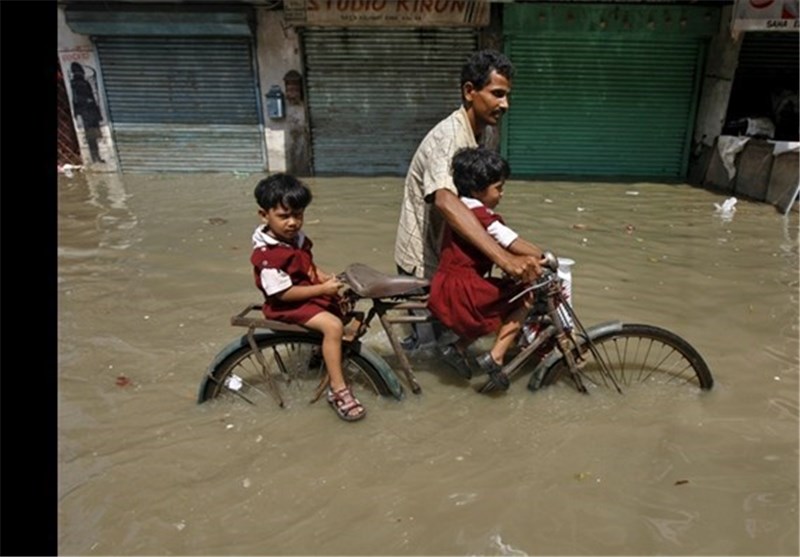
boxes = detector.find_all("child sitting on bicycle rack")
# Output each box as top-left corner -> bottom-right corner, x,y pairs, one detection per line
428,147 -> 545,391
251,173 -> 366,422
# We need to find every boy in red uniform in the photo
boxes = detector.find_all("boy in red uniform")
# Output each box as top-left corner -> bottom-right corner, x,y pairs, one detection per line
251,173 -> 365,421
428,147 -> 544,391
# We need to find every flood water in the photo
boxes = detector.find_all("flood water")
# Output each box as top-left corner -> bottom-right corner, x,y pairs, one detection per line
58,171 -> 799,556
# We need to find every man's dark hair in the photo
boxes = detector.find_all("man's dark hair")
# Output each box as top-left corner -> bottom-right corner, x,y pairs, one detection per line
254,173 -> 312,211
460,49 -> 514,93
451,147 -> 510,198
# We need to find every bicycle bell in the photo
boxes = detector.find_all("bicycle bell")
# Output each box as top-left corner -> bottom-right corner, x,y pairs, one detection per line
542,250 -> 559,271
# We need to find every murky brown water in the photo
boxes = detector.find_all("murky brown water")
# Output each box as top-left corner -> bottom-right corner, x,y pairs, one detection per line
58,171 -> 798,556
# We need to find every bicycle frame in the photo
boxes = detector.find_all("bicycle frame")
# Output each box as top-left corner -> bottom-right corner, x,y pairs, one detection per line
206,254 -> 712,408
221,262 -> 621,400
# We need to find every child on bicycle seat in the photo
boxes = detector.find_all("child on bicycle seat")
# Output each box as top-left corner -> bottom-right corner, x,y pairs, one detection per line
428,147 -> 545,391
251,173 -> 365,422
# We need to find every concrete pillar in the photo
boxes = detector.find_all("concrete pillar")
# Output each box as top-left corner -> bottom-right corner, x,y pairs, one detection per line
255,9 -> 312,176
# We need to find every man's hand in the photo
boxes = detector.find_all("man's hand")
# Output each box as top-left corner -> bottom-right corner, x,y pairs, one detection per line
498,253 -> 543,283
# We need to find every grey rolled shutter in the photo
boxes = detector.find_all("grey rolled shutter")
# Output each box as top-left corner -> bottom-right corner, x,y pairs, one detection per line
96,36 -> 265,172
302,28 -> 477,175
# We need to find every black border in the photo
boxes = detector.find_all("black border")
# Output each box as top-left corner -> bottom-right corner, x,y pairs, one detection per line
1,2 -> 59,555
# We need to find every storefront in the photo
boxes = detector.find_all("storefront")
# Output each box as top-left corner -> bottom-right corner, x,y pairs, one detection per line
287,1 -> 488,175
63,6 -> 267,173
503,3 -> 721,180
697,0 -> 799,213
724,32 -> 798,141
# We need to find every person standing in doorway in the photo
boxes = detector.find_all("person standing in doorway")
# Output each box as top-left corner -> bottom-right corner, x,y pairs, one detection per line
394,49 -> 543,352
69,62 -> 105,164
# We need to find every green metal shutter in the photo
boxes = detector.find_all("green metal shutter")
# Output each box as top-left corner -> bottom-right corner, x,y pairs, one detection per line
302,28 -> 477,175
503,4 -> 719,180
506,36 -> 703,179
95,36 -> 265,172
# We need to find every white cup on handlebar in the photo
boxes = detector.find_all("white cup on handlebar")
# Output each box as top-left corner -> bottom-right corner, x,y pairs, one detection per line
557,257 -> 574,304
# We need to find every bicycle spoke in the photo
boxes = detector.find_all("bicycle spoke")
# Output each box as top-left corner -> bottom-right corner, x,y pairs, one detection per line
540,323 -> 713,393
200,334 -> 392,408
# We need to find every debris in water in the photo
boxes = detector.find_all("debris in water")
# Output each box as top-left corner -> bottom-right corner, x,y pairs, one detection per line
58,164 -> 83,177
714,197 -> 737,222
490,534 -> 528,556
115,374 -> 132,387
674,479 -> 689,485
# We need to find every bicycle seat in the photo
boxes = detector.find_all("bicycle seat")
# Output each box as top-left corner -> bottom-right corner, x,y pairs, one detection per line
343,263 -> 429,299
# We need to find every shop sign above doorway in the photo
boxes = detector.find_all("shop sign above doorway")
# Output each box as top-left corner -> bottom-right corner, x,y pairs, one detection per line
284,0 -> 489,27
731,0 -> 799,33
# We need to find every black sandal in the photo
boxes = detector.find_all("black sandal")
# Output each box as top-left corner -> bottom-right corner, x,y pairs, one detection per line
476,353 -> 510,392
438,343 -> 475,380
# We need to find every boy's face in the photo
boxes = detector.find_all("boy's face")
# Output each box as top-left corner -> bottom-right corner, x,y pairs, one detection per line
474,180 -> 505,209
464,70 -> 511,128
260,203 -> 304,243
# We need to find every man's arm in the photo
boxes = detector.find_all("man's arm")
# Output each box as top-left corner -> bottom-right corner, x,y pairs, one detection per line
434,189 -> 541,281
508,238 -> 544,259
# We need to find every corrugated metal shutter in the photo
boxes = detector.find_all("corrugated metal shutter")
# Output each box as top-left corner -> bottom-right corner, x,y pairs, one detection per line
95,36 -> 265,172
302,28 -> 477,175
506,36 -> 703,179
735,32 -> 799,81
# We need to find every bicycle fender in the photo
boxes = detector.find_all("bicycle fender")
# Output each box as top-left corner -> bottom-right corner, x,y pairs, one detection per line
198,332 -> 264,403
357,345 -> 405,400
528,320 -> 623,391
198,331 -> 404,402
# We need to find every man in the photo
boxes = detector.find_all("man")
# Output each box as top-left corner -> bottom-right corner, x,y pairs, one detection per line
394,49 -> 542,352
69,62 -> 105,164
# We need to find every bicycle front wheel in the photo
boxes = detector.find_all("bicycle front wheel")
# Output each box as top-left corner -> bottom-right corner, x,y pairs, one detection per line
199,333 -> 391,407
540,324 -> 713,393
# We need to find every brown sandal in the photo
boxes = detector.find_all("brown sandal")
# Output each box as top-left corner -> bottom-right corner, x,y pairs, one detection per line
327,386 -> 366,422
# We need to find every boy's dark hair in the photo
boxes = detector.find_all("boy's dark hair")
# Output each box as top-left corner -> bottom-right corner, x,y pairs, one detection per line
451,147 -> 510,198
461,49 -> 515,93
254,173 -> 312,211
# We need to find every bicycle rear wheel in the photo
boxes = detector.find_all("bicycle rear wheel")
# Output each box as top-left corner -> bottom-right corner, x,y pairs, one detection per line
199,333 -> 391,407
540,323 -> 713,393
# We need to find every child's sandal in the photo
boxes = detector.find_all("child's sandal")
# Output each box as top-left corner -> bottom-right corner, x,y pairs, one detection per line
327,386 -> 366,422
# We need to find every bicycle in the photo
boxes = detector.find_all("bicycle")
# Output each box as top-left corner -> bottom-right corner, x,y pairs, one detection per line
197,252 -> 713,408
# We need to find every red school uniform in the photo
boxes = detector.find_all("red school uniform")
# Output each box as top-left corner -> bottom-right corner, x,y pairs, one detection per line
250,225 -> 342,324
427,202 -> 525,341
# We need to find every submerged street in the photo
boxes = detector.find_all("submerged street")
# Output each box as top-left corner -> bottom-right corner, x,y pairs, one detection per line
57,171 -> 798,555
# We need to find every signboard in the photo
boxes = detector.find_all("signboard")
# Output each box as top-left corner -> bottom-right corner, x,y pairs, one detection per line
732,0 -> 799,32
284,0 -> 490,27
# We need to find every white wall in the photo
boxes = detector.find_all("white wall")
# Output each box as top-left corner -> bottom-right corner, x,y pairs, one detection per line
256,9 -> 309,174
694,5 -> 742,148
57,6 -> 118,171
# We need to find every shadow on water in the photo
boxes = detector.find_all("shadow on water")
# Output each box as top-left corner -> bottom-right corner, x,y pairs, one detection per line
58,172 -> 798,556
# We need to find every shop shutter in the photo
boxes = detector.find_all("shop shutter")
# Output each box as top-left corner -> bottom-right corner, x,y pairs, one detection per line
503,4 -> 719,180
302,28 -> 477,175
506,36 -> 703,179
95,36 -> 265,172
735,32 -> 799,82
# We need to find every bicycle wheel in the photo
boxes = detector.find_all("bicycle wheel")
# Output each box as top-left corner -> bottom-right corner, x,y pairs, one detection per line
199,333 -> 392,407
540,323 -> 713,392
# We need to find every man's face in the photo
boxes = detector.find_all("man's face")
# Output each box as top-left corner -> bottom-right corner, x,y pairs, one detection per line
464,70 -> 511,127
